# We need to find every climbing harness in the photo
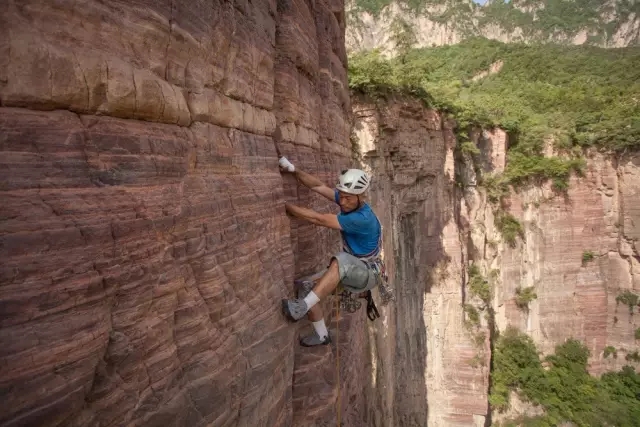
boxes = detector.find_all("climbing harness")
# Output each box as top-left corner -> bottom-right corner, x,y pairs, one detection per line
337,222 -> 396,321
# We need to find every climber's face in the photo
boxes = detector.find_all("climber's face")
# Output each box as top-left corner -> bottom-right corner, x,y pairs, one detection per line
337,191 -> 360,213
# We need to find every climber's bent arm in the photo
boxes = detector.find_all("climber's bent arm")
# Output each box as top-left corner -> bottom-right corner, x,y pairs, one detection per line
294,170 -> 335,202
285,203 -> 342,230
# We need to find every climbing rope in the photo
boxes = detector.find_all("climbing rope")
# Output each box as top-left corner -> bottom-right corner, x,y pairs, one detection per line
335,291 -> 341,427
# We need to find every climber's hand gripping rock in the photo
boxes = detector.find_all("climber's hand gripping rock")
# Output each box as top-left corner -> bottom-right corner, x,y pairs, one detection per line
279,156 -> 295,173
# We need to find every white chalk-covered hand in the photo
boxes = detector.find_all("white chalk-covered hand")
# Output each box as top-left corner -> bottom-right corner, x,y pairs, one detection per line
278,156 -> 295,172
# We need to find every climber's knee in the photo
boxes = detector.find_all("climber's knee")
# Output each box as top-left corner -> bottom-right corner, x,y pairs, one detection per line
331,252 -> 378,294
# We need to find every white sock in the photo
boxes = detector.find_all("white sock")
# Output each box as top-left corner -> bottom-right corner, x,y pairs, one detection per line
303,290 -> 320,309
312,318 -> 329,339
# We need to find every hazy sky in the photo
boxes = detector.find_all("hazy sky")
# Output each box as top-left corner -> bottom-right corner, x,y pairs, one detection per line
473,0 -> 488,4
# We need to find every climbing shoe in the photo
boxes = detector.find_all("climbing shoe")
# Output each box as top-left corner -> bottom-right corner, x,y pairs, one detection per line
295,280 -> 315,299
282,298 -> 309,321
300,331 -> 332,347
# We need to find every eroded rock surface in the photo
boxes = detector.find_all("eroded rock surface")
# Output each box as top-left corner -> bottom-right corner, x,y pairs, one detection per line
0,1 -> 366,426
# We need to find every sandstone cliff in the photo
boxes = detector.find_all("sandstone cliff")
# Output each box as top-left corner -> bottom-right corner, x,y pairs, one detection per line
352,94 -> 640,426
0,1 -> 371,426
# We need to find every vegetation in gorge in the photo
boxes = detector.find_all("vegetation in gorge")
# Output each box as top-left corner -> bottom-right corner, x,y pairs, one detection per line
348,37 -> 640,193
515,286 -> 537,311
494,212 -> 525,248
581,250 -> 596,265
349,0 -> 429,17
626,351 -> 640,363
616,290 -> 640,315
490,326 -> 640,427
464,264 -> 498,368
468,264 -> 492,305
604,345 -> 617,359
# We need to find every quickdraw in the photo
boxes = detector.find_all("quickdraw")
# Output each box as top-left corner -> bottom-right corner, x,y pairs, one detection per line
336,288 -> 379,321
338,289 -> 362,313
363,257 -> 395,306
365,290 -> 380,321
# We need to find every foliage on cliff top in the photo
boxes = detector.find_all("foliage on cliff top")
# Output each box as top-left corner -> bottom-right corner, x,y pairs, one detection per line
491,326 -> 640,427
349,38 -> 639,190
348,37 -> 640,154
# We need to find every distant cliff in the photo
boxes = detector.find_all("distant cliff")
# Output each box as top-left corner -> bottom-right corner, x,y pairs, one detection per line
346,0 -> 640,55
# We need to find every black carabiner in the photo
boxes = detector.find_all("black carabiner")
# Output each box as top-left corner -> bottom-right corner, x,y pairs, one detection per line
366,290 -> 380,321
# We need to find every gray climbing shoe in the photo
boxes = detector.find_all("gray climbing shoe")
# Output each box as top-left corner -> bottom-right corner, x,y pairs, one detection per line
282,298 -> 309,321
295,280 -> 315,299
300,331 -> 331,347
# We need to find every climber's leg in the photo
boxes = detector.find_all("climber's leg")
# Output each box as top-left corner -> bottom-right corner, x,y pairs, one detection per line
307,304 -> 323,322
282,259 -> 340,322
330,252 -> 379,294
299,304 -> 331,347
284,253 -> 380,346
307,258 -> 340,299
293,270 -> 332,346
298,254 -> 377,346
299,263 -> 337,346
282,253 -> 379,321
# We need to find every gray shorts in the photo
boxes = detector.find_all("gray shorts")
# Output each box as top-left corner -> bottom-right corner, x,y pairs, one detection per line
307,251 -> 380,294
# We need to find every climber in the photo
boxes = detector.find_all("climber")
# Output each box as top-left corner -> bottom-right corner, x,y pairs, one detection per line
278,156 -> 384,346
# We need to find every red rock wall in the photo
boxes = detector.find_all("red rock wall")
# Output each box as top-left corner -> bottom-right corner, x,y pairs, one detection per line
0,1 -> 369,426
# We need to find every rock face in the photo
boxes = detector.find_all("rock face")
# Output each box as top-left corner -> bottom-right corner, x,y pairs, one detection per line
0,1 -> 368,426
352,93 -> 640,426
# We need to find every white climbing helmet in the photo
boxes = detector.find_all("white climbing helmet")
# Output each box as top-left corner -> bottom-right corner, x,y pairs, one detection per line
336,169 -> 370,195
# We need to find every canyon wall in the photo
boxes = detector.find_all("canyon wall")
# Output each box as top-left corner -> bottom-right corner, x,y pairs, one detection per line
353,96 -> 490,427
353,93 -> 640,426
492,152 -> 640,374
0,1 -> 371,426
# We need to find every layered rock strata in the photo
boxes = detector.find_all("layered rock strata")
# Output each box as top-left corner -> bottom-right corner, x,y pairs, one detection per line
0,1 -> 366,426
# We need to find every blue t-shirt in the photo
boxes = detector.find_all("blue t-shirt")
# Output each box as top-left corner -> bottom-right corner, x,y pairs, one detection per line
334,190 -> 381,257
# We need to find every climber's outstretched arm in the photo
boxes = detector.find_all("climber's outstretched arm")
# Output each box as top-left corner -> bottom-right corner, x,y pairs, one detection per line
285,203 -> 342,230
279,157 -> 334,202
294,170 -> 335,201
